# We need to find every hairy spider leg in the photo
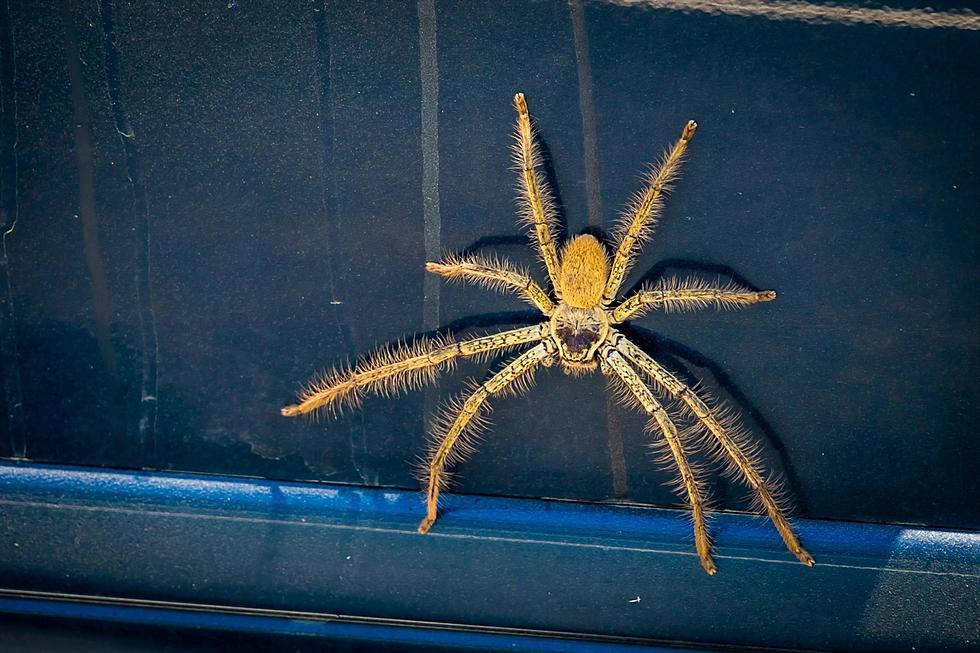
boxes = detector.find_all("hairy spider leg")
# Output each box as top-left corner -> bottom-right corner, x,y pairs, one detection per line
611,280 -> 777,323
426,253 -> 554,315
613,334 -> 814,566
601,345 -> 716,574
513,93 -> 563,294
602,120 -> 698,306
419,342 -> 554,534
281,325 -> 545,417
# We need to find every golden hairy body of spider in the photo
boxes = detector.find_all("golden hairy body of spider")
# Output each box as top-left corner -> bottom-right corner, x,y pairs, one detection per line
282,93 -> 813,574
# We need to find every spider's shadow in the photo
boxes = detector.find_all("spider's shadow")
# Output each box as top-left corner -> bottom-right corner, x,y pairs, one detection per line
427,310 -> 545,338
617,323 -> 808,513
439,129 -> 805,511
461,124 -> 575,259
624,259 -> 773,297
535,131 -> 571,245
421,305 -> 807,515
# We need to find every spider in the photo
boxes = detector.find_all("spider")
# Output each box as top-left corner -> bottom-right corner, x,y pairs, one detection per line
282,93 -> 814,574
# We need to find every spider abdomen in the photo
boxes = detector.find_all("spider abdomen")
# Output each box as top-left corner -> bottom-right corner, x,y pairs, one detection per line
558,234 -> 609,309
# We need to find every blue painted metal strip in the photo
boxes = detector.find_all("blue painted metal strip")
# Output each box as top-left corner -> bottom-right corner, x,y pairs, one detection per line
1,461 -> 975,570
1,462 -> 978,651
0,595 -> 699,653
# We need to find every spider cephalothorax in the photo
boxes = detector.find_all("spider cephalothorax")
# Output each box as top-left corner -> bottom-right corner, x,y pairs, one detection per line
282,93 -> 813,574
546,234 -> 611,371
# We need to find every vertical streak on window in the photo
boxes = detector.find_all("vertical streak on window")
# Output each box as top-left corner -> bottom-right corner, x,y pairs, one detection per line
97,0 -> 159,465
417,0 -> 442,457
312,7 -> 341,309
61,1 -> 127,451
314,1 -> 369,484
570,0 -> 603,230
570,0 -> 630,500
0,0 -> 26,458
417,0 -> 441,332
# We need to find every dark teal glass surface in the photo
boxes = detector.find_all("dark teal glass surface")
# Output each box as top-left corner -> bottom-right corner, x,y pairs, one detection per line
1,0 -> 977,532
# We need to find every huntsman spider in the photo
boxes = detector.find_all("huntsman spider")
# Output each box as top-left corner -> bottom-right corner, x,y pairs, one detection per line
282,93 -> 813,574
